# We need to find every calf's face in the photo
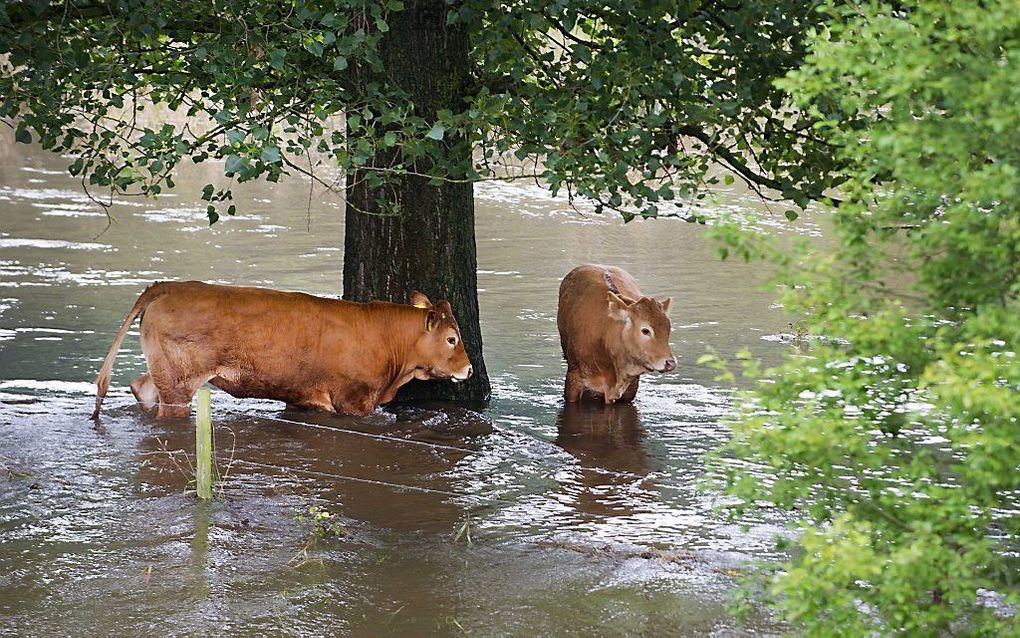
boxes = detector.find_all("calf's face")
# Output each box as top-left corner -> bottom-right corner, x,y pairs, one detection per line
607,292 -> 676,373
410,292 -> 473,382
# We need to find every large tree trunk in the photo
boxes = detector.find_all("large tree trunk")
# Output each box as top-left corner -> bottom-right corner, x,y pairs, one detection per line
342,0 -> 490,404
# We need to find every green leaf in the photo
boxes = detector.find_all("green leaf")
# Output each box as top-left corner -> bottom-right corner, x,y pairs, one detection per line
225,154 -> 244,174
268,48 -> 286,70
260,145 -> 282,164
15,128 -> 32,144
139,130 -> 157,148
425,123 -> 445,141
333,55 -> 348,71
784,209 -> 799,221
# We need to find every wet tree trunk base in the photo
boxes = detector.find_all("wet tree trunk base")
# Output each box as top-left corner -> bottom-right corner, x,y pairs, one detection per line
342,0 -> 490,404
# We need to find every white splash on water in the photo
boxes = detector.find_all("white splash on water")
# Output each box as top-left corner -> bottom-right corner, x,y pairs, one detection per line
0,238 -> 113,251
0,379 -> 96,394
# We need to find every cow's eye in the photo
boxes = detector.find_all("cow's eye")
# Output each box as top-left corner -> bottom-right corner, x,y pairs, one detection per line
641,327 -> 652,337
447,336 -> 458,346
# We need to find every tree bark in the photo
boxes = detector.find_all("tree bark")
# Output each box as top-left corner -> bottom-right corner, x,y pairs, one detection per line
342,0 -> 490,405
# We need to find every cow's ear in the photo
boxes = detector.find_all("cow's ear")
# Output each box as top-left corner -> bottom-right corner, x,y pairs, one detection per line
659,297 -> 673,314
607,291 -> 631,322
410,291 -> 432,308
425,309 -> 439,332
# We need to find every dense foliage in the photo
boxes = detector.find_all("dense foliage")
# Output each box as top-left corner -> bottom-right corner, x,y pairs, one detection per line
0,1 -> 842,222
713,1 -> 1020,634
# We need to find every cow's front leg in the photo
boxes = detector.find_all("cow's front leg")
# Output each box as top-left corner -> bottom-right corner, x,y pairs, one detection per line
333,396 -> 376,417
292,388 -> 335,413
331,382 -> 379,417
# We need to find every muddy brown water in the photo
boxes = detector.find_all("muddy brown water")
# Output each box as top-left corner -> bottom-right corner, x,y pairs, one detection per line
0,130 -> 817,636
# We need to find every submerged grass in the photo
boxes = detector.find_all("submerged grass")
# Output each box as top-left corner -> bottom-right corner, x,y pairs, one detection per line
136,420 -> 237,498
453,514 -> 473,545
0,454 -> 32,480
290,503 -> 346,569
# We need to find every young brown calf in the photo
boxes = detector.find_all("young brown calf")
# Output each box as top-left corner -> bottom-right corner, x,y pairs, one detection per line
557,265 -> 675,404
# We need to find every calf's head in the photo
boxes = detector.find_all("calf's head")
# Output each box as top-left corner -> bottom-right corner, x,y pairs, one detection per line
410,291 -> 473,382
607,292 -> 676,373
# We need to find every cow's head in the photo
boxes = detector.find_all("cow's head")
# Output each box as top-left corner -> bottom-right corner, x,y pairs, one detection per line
607,292 -> 676,373
409,291 -> 473,383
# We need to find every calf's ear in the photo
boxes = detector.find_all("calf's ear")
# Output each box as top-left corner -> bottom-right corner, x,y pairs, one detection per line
659,297 -> 673,314
607,291 -> 631,322
410,291 -> 432,308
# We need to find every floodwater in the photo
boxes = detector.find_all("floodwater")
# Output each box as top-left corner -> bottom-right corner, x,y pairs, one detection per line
0,130 -> 814,636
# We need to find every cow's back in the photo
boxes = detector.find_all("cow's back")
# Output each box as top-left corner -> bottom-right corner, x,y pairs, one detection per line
557,265 -> 645,368
141,281 -> 344,353
138,281 -> 387,396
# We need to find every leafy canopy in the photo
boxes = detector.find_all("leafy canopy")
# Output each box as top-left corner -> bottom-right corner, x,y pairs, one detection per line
712,1 -> 1020,634
0,0 -> 842,223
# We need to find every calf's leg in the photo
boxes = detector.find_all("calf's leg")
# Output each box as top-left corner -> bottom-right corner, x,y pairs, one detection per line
564,369 -> 585,403
618,377 -> 640,403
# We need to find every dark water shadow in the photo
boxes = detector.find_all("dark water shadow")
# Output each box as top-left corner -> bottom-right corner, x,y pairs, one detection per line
554,402 -> 649,475
553,402 -> 657,520
132,401 -> 487,533
278,400 -> 494,441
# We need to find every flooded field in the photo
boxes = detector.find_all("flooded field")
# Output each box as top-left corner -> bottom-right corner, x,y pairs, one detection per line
0,130 -> 810,635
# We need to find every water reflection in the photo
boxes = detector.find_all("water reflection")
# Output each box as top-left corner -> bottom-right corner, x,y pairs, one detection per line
133,404 -> 478,533
555,402 -> 648,476
191,501 -> 211,600
554,403 -> 656,520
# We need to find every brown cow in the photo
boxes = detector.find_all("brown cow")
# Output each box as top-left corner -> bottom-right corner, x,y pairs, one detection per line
557,265 -> 675,404
91,282 -> 473,419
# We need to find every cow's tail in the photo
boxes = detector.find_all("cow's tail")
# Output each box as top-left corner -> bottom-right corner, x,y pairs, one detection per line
92,284 -> 165,420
